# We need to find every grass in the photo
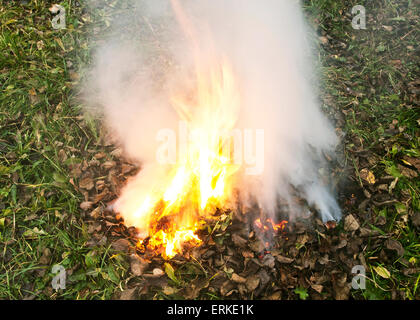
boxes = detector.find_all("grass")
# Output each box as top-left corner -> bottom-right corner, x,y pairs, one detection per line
0,0 -> 419,299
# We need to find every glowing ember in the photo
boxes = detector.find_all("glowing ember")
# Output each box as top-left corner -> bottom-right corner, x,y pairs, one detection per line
115,0 -> 242,259
254,218 -> 288,233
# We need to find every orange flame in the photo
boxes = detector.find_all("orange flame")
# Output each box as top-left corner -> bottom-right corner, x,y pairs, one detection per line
117,1 -> 242,259
254,218 -> 288,233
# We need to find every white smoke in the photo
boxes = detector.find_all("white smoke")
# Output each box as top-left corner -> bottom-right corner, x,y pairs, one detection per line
84,0 -> 341,223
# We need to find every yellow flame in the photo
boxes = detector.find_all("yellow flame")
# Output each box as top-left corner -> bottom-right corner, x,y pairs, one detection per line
117,0 -> 242,259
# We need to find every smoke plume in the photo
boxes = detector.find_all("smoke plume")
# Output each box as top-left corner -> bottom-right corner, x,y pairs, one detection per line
84,0 -> 341,227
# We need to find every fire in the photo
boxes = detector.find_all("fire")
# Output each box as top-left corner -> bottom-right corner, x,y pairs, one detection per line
117,1 -> 242,259
128,61 -> 240,259
254,218 -> 288,233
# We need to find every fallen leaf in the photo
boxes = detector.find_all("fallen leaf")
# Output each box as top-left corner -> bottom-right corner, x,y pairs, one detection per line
39,248 -> 51,265
111,239 -> 131,252
275,255 -> 294,264
385,239 -> 404,256
80,201 -> 93,210
344,214 -> 360,232
311,284 -> 323,294
120,288 -> 137,300
245,275 -> 260,291
360,168 -> 376,184
397,164 -> 418,178
153,268 -> 165,277
231,273 -> 246,284
79,177 -> 94,190
164,263 -> 178,283
130,254 -> 149,276
373,265 -> 391,279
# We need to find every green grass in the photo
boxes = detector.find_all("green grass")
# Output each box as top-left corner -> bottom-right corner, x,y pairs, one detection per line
1,0 -> 419,299
304,0 -> 419,299
0,0 -> 127,299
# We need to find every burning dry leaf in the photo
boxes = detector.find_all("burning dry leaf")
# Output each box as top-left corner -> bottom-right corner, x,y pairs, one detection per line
325,220 -> 337,229
360,168 -> 376,185
344,214 -> 360,232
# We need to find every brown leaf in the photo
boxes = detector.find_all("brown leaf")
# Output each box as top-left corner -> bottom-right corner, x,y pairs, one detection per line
267,291 -> 282,300
120,288 -> 137,300
79,177 -> 94,190
262,254 -> 275,268
94,152 -> 107,160
385,239 -> 404,256
245,275 -> 260,291
39,248 -> 51,265
121,163 -> 136,175
89,206 -> 102,219
411,212 -> 420,229
241,250 -> 254,258
231,234 -> 248,248
93,188 -> 111,203
130,254 -> 149,276
249,239 -> 265,253
403,156 -> 420,171
112,239 -> 131,252
102,161 -> 116,170
344,214 -> 360,232
153,268 -> 164,277
231,273 -> 246,284
311,284 -> 323,294
333,274 -> 350,300
397,164 -> 418,179
80,201 -> 93,211
275,255 -> 294,264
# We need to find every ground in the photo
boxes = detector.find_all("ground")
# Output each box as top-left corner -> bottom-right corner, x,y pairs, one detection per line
0,0 -> 419,300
